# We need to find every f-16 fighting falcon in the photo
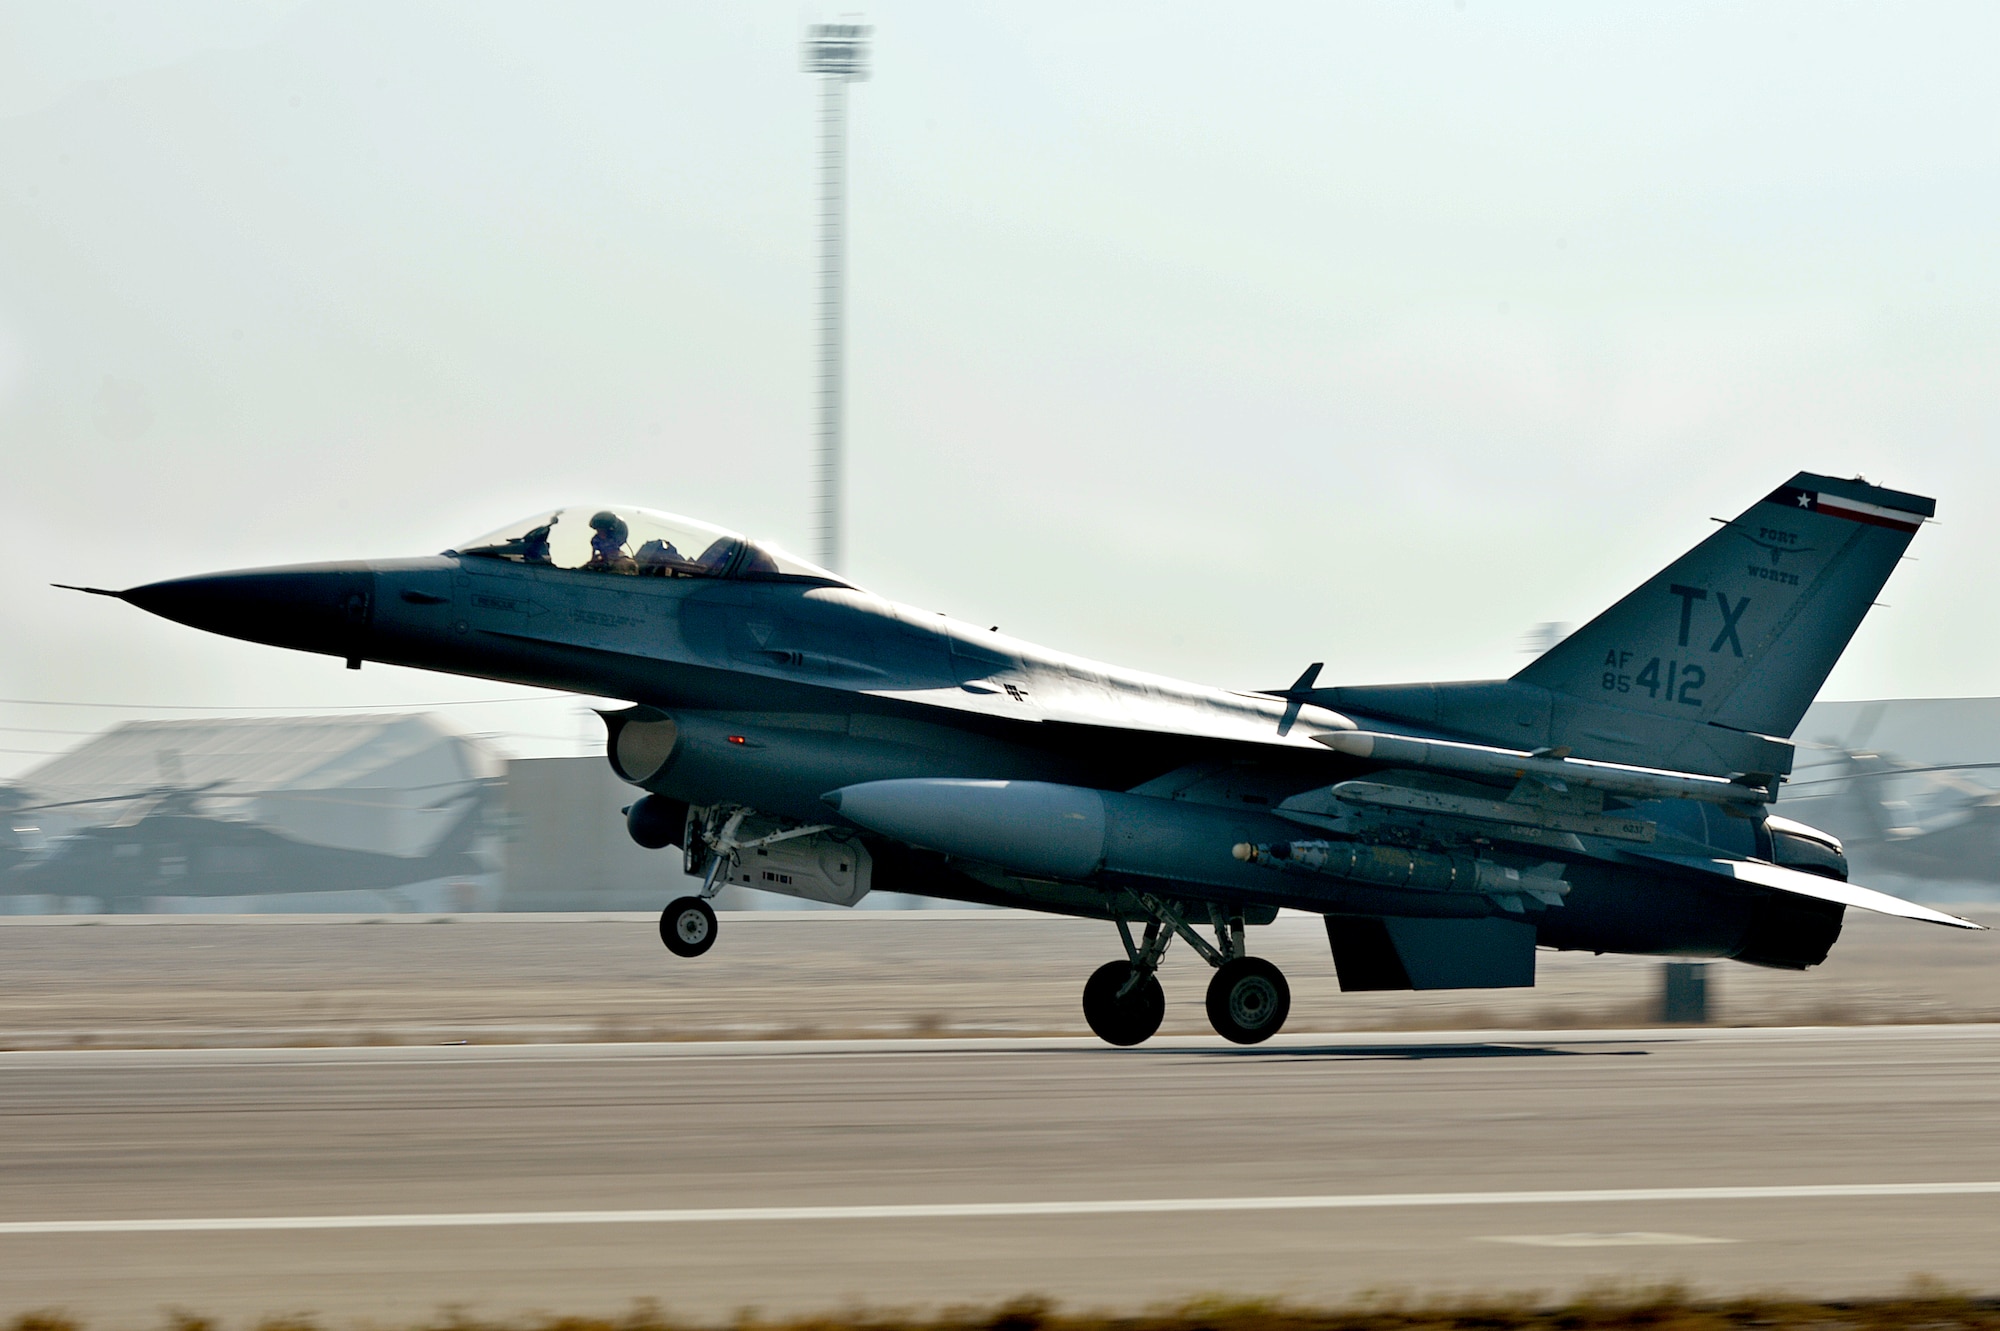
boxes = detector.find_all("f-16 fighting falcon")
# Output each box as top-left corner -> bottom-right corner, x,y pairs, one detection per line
72,473 -> 1979,1045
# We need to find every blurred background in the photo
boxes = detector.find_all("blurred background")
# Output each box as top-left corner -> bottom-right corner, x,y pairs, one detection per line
4,1 -> 2000,917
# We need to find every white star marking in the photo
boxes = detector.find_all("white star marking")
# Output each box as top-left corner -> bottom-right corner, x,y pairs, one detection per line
1797,494 -> 1813,507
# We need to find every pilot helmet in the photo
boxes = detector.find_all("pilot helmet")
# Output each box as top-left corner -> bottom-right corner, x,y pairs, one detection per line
588,510 -> 629,544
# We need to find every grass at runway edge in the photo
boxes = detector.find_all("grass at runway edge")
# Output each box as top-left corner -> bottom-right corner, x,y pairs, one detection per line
13,1288 -> 2000,1331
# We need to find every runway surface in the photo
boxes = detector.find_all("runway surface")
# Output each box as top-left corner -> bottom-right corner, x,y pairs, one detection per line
7,908 -> 1999,1047
5,1027 -> 2000,1324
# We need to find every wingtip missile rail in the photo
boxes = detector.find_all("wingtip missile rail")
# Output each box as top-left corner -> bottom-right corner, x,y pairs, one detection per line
1311,729 -> 1777,806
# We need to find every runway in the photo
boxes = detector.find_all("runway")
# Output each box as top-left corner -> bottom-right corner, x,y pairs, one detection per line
7,908 -> 1998,1047
6,1028 -> 2000,1323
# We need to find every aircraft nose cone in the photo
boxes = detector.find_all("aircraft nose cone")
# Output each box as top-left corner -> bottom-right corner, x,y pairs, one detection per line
122,563 -> 377,659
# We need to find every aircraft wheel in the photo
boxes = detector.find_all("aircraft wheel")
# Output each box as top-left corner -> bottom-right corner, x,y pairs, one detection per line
660,896 -> 718,958
1205,956 -> 1290,1045
1081,960 -> 1165,1047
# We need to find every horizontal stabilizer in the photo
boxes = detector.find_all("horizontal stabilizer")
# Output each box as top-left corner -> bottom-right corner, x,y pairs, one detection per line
1637,852 -> 1982,930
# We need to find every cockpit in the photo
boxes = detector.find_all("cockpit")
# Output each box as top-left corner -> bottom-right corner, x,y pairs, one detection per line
450,507 -> 847,585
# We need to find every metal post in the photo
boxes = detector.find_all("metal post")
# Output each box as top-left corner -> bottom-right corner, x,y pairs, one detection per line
815,74 -> 846,574
802,24 -> 870,574
1659,961 -> 1711,1024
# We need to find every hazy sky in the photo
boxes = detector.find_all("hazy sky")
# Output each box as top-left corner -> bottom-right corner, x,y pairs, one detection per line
4,1 -> 1998,778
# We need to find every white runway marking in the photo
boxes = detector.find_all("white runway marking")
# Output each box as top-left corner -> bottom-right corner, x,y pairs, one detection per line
2,1181 -> 1997,1235
1481,1232 -> 1736,1247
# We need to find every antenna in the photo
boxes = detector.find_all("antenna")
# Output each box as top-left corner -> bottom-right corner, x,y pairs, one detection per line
801,21 -> 871,573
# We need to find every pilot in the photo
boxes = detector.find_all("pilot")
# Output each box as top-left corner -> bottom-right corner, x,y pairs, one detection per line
585,511 -> 637,574
635,538 -> 682,575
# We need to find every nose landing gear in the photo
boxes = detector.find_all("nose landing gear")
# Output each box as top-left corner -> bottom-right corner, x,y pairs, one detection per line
661,806 -> 846,960
658,807 -> 739,960
660,896 -> 718,956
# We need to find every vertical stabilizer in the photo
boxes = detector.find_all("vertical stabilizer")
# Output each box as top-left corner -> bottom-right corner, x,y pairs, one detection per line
1514,473 -> 1932,743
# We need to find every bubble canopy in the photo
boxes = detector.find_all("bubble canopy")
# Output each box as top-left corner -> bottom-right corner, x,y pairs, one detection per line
450,507 -> 846,585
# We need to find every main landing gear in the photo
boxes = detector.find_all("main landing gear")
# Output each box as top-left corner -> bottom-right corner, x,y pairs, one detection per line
1081,958 -> 1166,1047
1081,896 -> 1291,1047
1205,956 -> 1290,1044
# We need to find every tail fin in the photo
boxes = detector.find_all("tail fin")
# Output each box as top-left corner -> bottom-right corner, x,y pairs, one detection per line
1515,473 -> 1932,742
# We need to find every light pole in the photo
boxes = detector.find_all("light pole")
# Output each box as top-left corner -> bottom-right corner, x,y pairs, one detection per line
801,22 -> 870,574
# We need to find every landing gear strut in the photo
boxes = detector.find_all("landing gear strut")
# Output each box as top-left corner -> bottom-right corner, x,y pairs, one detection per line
1082,912 -> 1180,1045
1079,897 -> 1292,1047
663,807 -> 846,960
659,808 -> 739,959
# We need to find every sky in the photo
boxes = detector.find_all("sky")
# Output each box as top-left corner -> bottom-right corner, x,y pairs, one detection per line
4,1 -> 1999,778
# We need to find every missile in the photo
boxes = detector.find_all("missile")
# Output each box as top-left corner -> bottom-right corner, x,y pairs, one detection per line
1311,730 -> 1771,806
1234,839 -> 1569,908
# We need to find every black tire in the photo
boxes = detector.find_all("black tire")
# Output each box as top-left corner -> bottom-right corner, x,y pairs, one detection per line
1205,956 -> 1290,1045
1081,960 -> 1165,1047
660,896 -> 718,957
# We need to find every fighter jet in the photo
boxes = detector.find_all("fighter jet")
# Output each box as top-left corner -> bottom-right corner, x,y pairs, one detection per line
72,474 -> 1979,1045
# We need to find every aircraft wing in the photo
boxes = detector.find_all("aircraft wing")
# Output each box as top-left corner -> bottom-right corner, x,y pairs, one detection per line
1633,851 -> 1983,930
859,676 -> 1351,751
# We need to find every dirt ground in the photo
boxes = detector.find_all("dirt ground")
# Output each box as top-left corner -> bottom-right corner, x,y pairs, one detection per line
1,904 -> 1995,1048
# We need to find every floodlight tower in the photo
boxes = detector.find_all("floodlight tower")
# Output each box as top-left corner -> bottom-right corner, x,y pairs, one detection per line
802,21 -> 870,574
